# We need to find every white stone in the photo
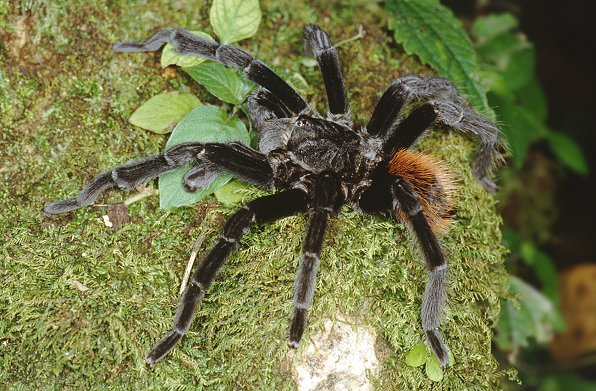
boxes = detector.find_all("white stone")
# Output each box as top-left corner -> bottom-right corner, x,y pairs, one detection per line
291,317 -> 379,391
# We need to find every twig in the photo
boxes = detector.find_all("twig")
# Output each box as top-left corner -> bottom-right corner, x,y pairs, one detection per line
179,233 -> 206,295
334,25 -> 365,48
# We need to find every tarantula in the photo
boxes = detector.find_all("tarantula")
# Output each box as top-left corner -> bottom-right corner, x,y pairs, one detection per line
44,24 -> 500,367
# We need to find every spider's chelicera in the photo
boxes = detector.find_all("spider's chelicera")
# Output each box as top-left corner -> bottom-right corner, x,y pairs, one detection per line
44,25 -> 501,368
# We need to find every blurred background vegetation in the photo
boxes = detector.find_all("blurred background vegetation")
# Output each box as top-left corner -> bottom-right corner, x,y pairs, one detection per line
442,0 -> 595,389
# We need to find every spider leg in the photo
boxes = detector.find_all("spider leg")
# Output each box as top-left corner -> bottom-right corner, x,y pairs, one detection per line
392,179 -> 450,367
247,88 -> 293,124
146,189 -> 309,366
288,177 -> 342,347
44,142 -> 273,214
182,164 -> 219,193
367,76 -> 501,191
303,24 -> 350,118
113,29 -> 309,114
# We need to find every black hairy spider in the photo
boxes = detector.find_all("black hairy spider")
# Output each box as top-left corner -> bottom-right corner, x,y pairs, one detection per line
44,25 -> 501,368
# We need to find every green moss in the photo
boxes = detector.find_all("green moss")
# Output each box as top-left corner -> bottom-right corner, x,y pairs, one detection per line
0,1 -> 507,389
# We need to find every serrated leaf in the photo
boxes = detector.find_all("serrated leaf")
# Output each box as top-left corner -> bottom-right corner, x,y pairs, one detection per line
214,180 -> 251,206
184,61 -> 255,105
472,13 -> 518,45
386,0 -> 492,116
547,132 -> 589,175
425,353 -> 444,382
210,0 -> 261,44
159,105 -> 250,208
161,31 -> 214,68
128,92 -> 201,134
405,342 -> 426,367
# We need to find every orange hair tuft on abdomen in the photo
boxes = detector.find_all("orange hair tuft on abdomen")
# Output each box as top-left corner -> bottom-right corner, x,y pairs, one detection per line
389,149 -> 456,235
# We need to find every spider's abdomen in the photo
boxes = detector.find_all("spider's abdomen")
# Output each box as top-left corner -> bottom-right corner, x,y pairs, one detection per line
389,149 -> 455,235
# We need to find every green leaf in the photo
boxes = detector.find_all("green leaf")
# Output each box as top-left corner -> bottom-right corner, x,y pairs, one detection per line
546,132 -> 589,175
159,105 -> 250,208
128,92 -> 201,134
161,31 -> 214,68
425,353 -> 444,382
477,32 -> 527,62
404,342 -> 426,367
214,180 -> 251,206
386,0 -> 492,116
539,373 -> 596,391
495,276 -> 559,350
517,78 -> 548,122
472,13 -> 518,45
210,0 -> 261,44
502,47 -> 535,90
184,61 -> 255,105
490,94 -> 545,168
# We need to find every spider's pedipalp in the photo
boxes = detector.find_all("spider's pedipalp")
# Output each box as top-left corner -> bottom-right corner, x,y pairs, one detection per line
182,164 -> 219,193
303,24 -> 349,117
392,180 -> 450,367
245,88 -> 296,155
202,142 -> 274,188
114,29 -> 309,114
147,189 -> 309,366
247,88 -> 293,127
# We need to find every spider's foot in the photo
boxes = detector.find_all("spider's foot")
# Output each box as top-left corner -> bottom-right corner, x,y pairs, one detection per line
146,330 -> 183,367
44,199 -> 80,215
425,329 -> 450,368
287,339 -> 300,349
288,308 -> 307,349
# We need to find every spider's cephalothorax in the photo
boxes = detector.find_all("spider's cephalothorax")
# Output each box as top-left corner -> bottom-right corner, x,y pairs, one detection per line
44,25 -> 501,368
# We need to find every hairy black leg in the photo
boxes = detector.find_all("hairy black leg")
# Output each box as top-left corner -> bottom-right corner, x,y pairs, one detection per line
45,142 -> 274,214
382,103 -> 437,154
202,141 -> 273,188
246,88 -> 293,126
288,209 -> 328,347
288,177 -> 342,347
303,24 -> 349,117
426,100 -> 501,192
44,142 -> 204,214
392,179 -> 449,367
114,29 -> 309,114
368,75 -> 501,191
146,189 -> 308,366
182,164 -> 219,192
367,80 -> 411,137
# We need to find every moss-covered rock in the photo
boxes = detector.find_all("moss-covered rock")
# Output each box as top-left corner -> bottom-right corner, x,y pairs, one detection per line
0,1 -> 507,389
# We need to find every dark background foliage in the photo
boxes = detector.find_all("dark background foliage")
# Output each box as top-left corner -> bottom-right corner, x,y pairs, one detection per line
445,0 -> 595,388
446,0 -> 595,263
